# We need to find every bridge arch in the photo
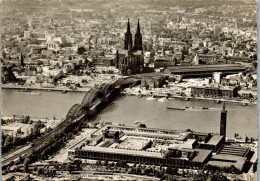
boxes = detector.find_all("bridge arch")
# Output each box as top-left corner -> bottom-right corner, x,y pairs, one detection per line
99,83 -> 115,95
81,88 -> 105,109
66,104 -> 82,118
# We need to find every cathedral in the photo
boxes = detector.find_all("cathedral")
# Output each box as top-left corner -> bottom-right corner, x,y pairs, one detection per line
116,19 -> 144,75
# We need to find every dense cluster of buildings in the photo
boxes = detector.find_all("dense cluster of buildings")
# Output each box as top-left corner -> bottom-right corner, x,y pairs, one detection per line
188,71 -> 257,100
0,0 -> 258,179
67,104 -> 254,173
1,116 -> 60,138
116,19 -> 144,75
1,0 -> 257,95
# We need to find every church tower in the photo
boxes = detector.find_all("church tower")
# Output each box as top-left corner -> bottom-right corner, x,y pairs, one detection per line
134,19 -> 143,51
117,19 -> 145,75
124,19 -> 133,50
220,103 -> 227,140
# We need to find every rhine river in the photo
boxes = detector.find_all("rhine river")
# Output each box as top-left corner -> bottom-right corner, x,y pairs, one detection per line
2,89 -> 257,138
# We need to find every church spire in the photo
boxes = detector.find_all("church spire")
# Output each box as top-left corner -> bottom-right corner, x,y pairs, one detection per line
134,18 -> 143,51
124,19 -> 133,50
127,18 -> 131,33
136,18 -> 141,34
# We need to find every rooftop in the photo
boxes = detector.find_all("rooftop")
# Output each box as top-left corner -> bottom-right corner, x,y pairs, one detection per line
180,139 -> 197,149
207,135 -> 224,145
81,145 -> 164,158
108,125 -> 190,141
192,149 -> 212,163
208,154 -> 247,171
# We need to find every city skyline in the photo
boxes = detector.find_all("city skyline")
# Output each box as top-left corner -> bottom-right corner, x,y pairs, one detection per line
1,0 -> 258,180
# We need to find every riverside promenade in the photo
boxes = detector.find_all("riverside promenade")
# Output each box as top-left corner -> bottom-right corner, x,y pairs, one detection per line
2,84 -> 257,105
1,84 -> 91,92
122,88 -> 257,105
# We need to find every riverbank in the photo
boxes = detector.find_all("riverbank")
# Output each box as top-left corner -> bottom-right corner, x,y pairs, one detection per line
96,96 -> 257,138
2,86 -> 257,138
1,84 -> 90,92
191,97 -> 256,105
169,95 -> 257,106
3,84 -> 256,106
122,89 -> 257,106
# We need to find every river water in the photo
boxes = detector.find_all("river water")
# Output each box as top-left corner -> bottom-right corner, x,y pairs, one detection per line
1,89 -> 84,120
2,89 -> 257,138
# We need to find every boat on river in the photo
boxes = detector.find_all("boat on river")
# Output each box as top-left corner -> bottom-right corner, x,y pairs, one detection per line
184,97 -> 190,101
18,89 -> 31,92
134,120 -> 142,124
166,106 -> 209,111
241,102 -> 248,106
28,92 -> 41,96
166,107 -> 185,110
158,97 -> 168,102
185,106 -> 209,110
146,96 -> 156,100
216,100 -> 221,104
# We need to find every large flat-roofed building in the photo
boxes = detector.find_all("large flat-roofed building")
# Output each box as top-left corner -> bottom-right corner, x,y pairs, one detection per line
164,64 -> 246,78
131,73 -> 169,88
198,135 -> 225,151
2,123 -> 33,137
154,58 -> 177,68
190,86 -> 238,98
67,125 -> 247,171
208,154 -> 247,172
1,126 -> 21,137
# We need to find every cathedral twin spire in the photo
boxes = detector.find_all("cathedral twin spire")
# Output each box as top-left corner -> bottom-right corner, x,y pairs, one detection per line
127,18 -> 131,33
134,19 -> 143,51
136,18 -> 141,35
124,19 -> 132,50
124,19 -> 143,51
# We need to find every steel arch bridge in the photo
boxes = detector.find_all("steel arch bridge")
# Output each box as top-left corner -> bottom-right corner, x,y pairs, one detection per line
99,83 -> 115,95
81,88 -> 105,109
65,79 -> 140,119
112,78 -> 139,88
66,104 -> 85,118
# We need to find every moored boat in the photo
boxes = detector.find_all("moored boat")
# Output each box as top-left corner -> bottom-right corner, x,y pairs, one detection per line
184,97 -> 190,101
241,102 -> 248,106
158,97 -> 167,102
134,120 -> 142,124
28,92 -> 41,96
18,89 -> 31,92
216,100 -> 221,104
184,106 -> 209,110
146,96 -> 156,100
166,106 -> 185,110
